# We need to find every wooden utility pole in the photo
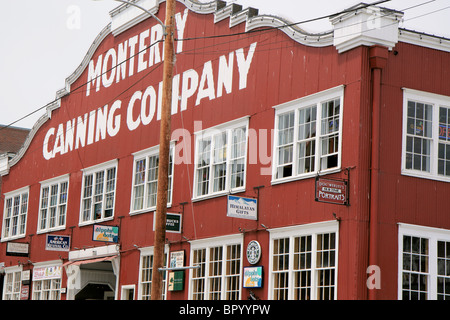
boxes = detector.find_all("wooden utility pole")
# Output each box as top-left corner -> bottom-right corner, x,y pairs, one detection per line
151,0 -> 175,300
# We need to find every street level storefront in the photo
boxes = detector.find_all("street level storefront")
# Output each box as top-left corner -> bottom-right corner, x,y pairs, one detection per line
1,0 -> 450,300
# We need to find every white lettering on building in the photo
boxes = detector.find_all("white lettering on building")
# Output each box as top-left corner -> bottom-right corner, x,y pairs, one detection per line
86,9 -> 188,96
43,42 -> 258,160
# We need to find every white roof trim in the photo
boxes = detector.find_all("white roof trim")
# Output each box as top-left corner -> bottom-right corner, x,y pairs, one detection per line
399,28 -> 450,53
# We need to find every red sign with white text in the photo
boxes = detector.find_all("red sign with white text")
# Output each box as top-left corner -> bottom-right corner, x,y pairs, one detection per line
315,178 -> 348,205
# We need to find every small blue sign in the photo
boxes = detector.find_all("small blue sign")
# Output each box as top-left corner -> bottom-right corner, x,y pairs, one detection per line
45,235 -> 71,252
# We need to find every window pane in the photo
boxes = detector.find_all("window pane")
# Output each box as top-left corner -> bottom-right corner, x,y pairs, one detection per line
293,235 -> 312,300
297,106 -> 316,174
405,100 -> 433,173
402,235 -> 429,300
196,139 -> 211,196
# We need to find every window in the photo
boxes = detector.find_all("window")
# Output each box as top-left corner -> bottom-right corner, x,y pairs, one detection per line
399,224 -> 450,300
402,89 -> 450,182
2,187 -> 29,240
269,221 -> 338,300
189,235 -> 242,300
272,86 -> 344,183
38,175 -> 69,233
2,266 -> 22,300
131,145 -> 174,214
138,246 -> 168,300
80,160 -> 117,224
193,117 -> 248,199
32,279 -> 62,300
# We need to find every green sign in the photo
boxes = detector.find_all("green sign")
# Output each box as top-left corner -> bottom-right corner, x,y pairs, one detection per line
168,271 -> 184,291
166,213 -> 182,233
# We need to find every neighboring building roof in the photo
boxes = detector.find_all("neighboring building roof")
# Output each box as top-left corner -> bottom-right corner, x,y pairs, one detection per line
0,125 -> 30,155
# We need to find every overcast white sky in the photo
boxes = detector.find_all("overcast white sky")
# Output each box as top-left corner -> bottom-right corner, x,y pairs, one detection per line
1,0 -> 449,129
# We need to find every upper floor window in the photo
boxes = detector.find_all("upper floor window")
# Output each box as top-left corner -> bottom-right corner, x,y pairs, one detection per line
2,187 -> 29,241
272,86 -> 344,183
193,117 -> 249,200
131,145 -> 174,214
80,160 -> 117,225
38,175 -> 69,233
402,89 -> 450,182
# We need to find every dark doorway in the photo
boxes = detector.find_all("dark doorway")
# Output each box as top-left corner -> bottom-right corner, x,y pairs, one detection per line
75,283 -> 114,300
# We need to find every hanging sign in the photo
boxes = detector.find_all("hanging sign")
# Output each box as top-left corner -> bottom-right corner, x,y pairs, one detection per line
166,213 -> 182,233
45,235 -> 71,251
168,271 -> 184,291
170,250 -> 185,268
243,266 -> 263,288
246,240 -> 262,265
154,213 -> 182,233
227,195 -> 258,220
315,177 -> 349,206
92,224 -> 119,243
20,285 -> 29,300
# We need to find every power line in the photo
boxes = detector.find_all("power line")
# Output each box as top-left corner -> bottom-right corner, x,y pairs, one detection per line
174,0 -> 392,42
1,0 -> 447,131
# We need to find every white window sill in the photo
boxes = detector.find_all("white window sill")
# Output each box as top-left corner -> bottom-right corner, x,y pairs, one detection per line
271,168 -> 341,186
192,187 -> 246,202
1,234 -> 26,242
79,216 -> 115,227
36,225 -> 66,235
401,169 -> 450,183
129,204 -> 172,216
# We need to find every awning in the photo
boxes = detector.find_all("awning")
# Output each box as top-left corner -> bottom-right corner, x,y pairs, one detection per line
62,255 -> 117,267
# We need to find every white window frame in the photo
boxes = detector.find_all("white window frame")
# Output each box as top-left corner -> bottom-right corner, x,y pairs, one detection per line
121,284 -> 136,300
268,221 -> 339,300
2,265 -> 23,300
79,159 -> 117,226
137,245 -> 169,300
398,223 -> 450,300
272,86 -> 344,185
37,174 -> 69,233
402,88 -> 450,182
130,144 -> 174,215
193,117 -> 249,201
188,234 -> 243,300
1,186 -> 29,241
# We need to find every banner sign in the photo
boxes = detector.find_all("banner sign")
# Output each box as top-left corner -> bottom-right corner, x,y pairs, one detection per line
92,224 -> 119,243
46,235 -> 70,252
33,266 -> 62,281
243,266 -> 263,288
315,177 -> 349,206
227,195 -> 257,220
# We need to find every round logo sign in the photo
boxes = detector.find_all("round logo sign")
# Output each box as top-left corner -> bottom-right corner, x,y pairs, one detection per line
246,240 -> 261,265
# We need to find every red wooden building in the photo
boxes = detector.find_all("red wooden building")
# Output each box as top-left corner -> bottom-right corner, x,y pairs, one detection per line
1,0 -> 450,300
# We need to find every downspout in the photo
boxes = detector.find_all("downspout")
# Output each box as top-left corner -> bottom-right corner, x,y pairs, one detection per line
368,45 -> 388,300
